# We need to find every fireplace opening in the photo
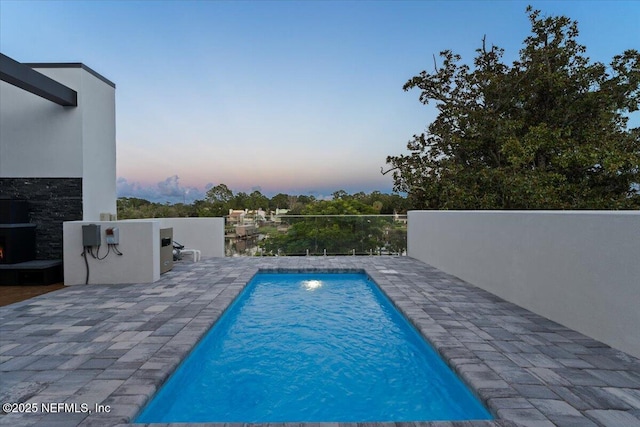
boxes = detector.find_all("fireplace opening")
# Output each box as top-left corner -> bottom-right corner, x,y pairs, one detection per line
0,200 -> 36,265
0,199 -> 62,286
0,225 -> 37,265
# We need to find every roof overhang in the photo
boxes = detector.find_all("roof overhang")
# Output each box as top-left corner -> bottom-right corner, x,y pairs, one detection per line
0,53 -> 78,107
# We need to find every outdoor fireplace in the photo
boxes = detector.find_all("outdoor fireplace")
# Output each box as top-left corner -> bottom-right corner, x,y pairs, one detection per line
0,200 -> 37,265
0,199 -> 63,285
0,226 -> 37,264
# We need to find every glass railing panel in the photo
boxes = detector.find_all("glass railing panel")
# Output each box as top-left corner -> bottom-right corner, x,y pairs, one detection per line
225,215 -> 407,257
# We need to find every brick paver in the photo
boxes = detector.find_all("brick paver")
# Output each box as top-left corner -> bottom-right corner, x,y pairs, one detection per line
1,257 -> 638,427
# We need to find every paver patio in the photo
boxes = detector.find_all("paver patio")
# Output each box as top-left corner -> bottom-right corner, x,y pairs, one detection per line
1,257 -> 639,427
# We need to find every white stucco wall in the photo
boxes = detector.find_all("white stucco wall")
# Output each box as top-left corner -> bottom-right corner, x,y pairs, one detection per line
77,69 -> 117,221
63,220 -> 160,285
0,70 -> 83,177
157,218 -> 225,258
63,217 -> 224,285
407,210 -> 640,358
0,65 -> 116,220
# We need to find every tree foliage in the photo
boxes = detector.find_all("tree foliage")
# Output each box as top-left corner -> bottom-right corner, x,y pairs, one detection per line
118,187 -> 408,219
118,188 -> 409,256
385,7 -> 640,209
117,197 -> 197,219
259,198 -> 389,255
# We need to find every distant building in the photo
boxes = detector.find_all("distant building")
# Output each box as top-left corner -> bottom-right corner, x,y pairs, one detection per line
227,209 -> 246,224
235,224 -> 258,238
272,208 -> 289,223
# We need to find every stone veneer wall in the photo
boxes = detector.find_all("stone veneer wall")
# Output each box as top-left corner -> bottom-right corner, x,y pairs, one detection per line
0,178 -> 82,260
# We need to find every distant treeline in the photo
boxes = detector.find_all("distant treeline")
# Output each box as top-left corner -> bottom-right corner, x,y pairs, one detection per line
117,185 -> 409,219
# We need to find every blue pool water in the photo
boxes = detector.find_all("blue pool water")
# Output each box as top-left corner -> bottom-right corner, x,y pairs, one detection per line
135,271 -> 492,423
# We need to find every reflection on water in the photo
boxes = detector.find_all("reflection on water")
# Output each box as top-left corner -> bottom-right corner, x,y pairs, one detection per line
302,280 -> 323,291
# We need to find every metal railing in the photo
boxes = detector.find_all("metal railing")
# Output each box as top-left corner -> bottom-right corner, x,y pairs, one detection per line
225,214 -> 407,256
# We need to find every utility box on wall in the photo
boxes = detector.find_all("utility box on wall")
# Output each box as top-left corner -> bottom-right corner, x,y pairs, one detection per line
160,228 -> 173,274
82,224 -> 101,247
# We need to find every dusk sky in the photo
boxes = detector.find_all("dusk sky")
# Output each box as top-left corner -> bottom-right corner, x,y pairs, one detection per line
1,1 -> 638,203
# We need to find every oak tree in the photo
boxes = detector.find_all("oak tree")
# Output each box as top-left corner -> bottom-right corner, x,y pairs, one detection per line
385,7 -> 640,209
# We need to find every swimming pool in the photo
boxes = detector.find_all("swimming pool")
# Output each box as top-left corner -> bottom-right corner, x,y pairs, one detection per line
135,271 -> 492,423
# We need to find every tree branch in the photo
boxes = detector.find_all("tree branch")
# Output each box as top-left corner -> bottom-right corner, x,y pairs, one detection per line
381,166 -> 398,176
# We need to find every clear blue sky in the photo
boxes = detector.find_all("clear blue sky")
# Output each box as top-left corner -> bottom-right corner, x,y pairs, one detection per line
2,0 -> 638,203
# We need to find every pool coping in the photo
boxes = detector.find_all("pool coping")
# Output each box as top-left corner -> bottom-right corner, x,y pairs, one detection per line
1,257 -> 639,427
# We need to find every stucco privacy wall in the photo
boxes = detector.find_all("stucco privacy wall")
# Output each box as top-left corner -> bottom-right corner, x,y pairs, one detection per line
63,218 -> 224,285
407,211 -> 640,358
63,220 -> 160,285
158,217 -> 225,258
0,64 -> 116,220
